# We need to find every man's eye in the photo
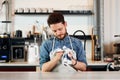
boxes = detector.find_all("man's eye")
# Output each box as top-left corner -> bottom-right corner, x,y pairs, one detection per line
59,28 -> 62,31
53,31 -> 56,33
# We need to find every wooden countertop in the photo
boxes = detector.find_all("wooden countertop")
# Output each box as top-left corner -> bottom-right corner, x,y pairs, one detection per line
0,61 -> 39,66
87,60 -> 109,66
0,71 -> 119,80
0,60 -> 109,67
0,60 -> 112,71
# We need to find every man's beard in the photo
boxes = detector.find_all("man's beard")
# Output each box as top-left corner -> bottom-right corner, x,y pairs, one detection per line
57,35 -> 65,39
56,33 -> 67,40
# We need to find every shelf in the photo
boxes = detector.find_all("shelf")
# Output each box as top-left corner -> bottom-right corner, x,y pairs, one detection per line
14,10 -> 93,15
70,35 -> 96,40
0,21 -> 12,23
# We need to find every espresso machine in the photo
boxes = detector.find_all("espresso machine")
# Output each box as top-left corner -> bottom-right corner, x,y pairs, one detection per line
0,36 -> 11,62
11,38 -> 25,62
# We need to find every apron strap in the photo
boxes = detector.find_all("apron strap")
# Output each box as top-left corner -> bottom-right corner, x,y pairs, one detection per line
52,35 -> 73,51
68,35 -> 73,51
52,37 -> 55,51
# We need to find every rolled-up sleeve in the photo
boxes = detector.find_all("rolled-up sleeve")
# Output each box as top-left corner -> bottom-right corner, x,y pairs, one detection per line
78,43 -> 87,65
39,41 -> 50,70
73,39 -> 87,66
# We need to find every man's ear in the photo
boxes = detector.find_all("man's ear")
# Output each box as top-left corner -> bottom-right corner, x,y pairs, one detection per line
64,21 -> 67,27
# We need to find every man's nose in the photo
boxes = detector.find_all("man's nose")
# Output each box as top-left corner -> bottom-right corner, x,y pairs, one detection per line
56,31 -> 61,35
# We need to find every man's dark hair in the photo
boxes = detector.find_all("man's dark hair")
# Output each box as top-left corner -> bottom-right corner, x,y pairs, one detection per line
47,12 -> 65,27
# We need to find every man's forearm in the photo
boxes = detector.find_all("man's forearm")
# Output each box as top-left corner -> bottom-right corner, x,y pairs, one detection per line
41,57 -> 60,72
71,59 -> 87,71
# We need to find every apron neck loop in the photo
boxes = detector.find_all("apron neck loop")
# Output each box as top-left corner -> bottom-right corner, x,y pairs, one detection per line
52,35 -> 73,51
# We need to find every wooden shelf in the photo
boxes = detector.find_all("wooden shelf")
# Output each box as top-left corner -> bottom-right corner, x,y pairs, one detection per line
15,10 -> 93,15
70,35 -> 95,40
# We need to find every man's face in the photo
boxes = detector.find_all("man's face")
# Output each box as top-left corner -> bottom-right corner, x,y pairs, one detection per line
50,22 -> 67,39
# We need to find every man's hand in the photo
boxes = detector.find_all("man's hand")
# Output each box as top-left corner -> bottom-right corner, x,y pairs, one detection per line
68,52 -> 77,66
54,51 -> 64,60
68,52 -> 74,59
